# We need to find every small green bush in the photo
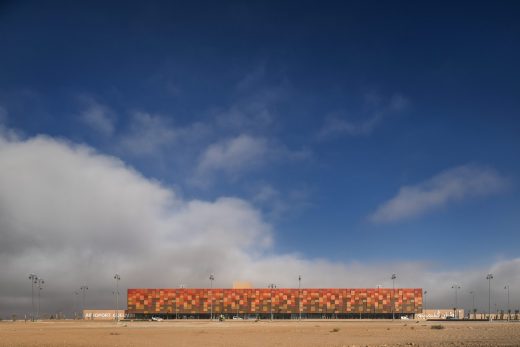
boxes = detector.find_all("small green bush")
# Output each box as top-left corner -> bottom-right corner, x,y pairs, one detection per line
431,324 -> 445,330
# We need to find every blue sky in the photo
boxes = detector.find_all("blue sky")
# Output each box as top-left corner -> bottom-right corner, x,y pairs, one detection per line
0,1 -> 519,315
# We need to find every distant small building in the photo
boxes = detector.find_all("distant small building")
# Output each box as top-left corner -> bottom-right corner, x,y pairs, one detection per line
416,309 -> 464,320
83,309 -> 125,320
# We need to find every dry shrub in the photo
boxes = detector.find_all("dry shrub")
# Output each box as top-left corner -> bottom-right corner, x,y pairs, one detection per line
431,325 -> 445,330
330,328 -> 340,333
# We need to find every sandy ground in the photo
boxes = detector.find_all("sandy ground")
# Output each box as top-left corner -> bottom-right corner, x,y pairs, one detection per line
0,320 -> 519,347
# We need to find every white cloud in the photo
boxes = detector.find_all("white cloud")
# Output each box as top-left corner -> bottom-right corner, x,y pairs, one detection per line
215,79 -> 287,132
196,134 -> 269,178
79,98 -> 115,136
318,115 -> 383,138
317,93 -> 408,140
118,112 -> 209,156
194,134 -> 309,185
251,183 -> 312,220
1,134 -> 518,318
369,165 -> 508,223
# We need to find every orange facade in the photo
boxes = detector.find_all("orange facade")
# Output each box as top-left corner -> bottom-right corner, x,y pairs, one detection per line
127,288 -> 422,315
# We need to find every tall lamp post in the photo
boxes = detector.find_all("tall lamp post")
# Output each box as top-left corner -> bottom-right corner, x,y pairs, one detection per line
451,285 -> 461,319
73,291 -> 79,319
178,284 -> 185,319
80,285 -> 88,320
423,290 -> 428,313
391,274 -> 397,321
37,278 -> 45,320
236,291 -> 240,318
504,285 -> 510,321
469,291 -> 476,319
486,274 -> 493,321
298,275 -> 302,320
209,274 -> 214,320
114,274 -> 121,322
28,274 -> 38,322
268,283 -> 276,320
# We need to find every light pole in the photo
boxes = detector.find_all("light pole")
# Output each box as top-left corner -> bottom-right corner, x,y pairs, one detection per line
180,283 -> 186,317
376,285 -> 383,315
486,274 -> 493,321
469,291 -> 476,319
174,294 -> 177,320
504,285 -> 510,321
114,274 -> 121,322
391,274 -> 397,320
28,274 -> 38,322
298,275 -> 302,320
423,290 -> 428,313
209,274 -> 214,320
268,283 -> 276,320
236,291 -> 239,318
73,291 -> 79,319
451,285 -> 461,319
37,278 -> 44,320
80,285 -> 88,320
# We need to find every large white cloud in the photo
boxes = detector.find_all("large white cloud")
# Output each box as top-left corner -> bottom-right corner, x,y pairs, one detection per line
0,134 -> 518,318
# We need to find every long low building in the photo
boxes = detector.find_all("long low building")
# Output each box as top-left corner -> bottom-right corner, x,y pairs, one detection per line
127,288 -> 423,319
83,309 -> 126,320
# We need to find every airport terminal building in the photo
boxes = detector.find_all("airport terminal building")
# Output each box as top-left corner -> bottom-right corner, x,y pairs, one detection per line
127,288 -> 423,319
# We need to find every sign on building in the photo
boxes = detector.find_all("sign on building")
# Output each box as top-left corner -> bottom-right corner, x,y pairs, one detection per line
82,310 -> 126,320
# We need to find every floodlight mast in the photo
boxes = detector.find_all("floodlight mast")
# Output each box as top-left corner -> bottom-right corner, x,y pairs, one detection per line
451,285 -> 461,319
28,274 -> 38,322
209,273 -> 215,320
486,274 -> 493,321
114,274 -> 121,322
37,278 -> 44,320
298,275 -> 302,320
423,290 -> 428,313
80,285 -> 88,319
73,291 -> 79,319
469,291 -> 476,319
391,274 -> 397,320
504,285 -> 510,321
268,283 -> 277,320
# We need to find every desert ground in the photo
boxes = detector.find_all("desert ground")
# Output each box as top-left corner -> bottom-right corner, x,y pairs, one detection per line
0,319 -> 519,347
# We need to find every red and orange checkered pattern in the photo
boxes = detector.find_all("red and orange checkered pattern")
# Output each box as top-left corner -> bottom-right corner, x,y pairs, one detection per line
127,288 -> 422,314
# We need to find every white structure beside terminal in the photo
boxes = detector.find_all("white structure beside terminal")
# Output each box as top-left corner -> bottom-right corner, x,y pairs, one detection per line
416,309 -> 464,320
82,310 -> 125,320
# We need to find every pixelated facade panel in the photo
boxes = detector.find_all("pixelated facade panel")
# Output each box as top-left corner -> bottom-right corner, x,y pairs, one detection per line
127,288 -> 422,314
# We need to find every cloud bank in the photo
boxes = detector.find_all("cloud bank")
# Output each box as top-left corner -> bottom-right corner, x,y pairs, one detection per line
0,134 -> 518,318
370,165 -> 508,223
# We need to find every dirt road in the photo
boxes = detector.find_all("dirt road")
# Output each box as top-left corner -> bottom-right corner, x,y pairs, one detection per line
0,319 -> 518,346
